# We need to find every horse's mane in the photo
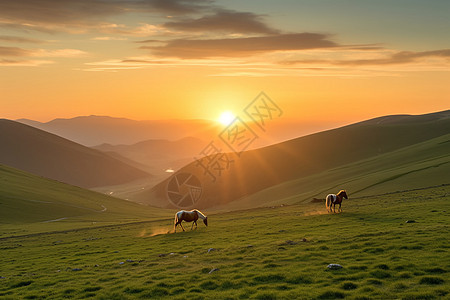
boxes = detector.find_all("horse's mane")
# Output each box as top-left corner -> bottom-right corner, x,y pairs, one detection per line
337,190 -> 346,196
193,209 -> 206,219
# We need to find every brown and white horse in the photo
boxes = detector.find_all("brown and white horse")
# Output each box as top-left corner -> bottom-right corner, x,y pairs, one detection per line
174,209 -> 208,232
325,190 -> 348,213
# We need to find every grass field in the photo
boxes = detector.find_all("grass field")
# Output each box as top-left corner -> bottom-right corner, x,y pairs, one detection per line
1,185 -> 448,299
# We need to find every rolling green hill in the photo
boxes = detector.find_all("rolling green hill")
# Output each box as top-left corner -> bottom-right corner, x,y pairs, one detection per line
141,110 -> 450,209
217,134 -> 450,211
0,163 -> 172,237
0,119 -> 151,188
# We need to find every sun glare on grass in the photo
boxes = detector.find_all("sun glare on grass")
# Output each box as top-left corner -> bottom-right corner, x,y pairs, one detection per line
218,111 -> 236,126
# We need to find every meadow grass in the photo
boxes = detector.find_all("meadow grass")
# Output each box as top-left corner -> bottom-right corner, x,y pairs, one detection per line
1,185 -> 448,299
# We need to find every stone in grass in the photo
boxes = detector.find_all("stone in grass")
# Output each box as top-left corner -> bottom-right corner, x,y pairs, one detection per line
208,268 -> 219,274
119,262 -> 124,265
405,220 -> 416,223
126,259 -> 134,262
207,248 -> 216,253
0,276 -> 5,279
285,240 -> 298,245
72,268 -> 82,271
158,253 -> 168,257
327,264 -> 343,270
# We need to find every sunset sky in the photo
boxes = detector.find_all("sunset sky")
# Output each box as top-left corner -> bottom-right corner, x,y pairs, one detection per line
1,0 -> 449,124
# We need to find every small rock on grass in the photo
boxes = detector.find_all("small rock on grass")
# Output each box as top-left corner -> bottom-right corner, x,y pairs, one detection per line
72,268 -> 82,271
209,268 -> 219,274
327,264 -> 343,269
0,276 -> 6,279
207,248 -> 216,253
405,220 -> 416,223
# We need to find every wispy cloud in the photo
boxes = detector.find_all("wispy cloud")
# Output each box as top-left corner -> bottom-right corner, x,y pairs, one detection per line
0,35 -> 46,44
141,33 -> 338,58
0,46 -> 87,57
0,59 -> 53,66
280,49 -> 450,66
91,36 -> 128,41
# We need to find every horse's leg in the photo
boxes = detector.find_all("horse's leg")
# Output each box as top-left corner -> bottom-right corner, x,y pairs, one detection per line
333,203 -> 336,213
339,203 -> 342,212
191,222 -> 194,230
180,223 -> 185,232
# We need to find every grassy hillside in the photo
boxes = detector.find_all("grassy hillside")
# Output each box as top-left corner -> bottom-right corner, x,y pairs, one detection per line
0,185 -> 448,299
0,119 -> 151,188
0,164 -> 172,237
140,110 -> 450,208
216,134 -> 450,211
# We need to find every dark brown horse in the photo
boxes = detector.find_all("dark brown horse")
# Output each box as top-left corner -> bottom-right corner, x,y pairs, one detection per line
174,209 -> 208,232
325,190 -> 348,213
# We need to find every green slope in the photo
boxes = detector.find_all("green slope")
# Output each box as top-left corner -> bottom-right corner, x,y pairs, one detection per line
142,110 -> 450,208
0,119 -> 151,188
0,164 -> 172,237
217,134 -> 450,210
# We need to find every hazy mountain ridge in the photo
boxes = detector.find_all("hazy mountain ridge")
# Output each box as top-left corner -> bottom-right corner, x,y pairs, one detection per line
18,115 -> 221,146
93,136 -> 205,174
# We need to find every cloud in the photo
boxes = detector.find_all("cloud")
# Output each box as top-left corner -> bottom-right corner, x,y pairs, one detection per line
281,49 -> 450,66
0,0 -> 125,26
163,9 -> 279,34
141,33 -> 338,58
33,49 -> 88,57
0,59 -> 53,66
91,36 -> 128,41
0,46 -> 33,56
139,0 -> 212,14
0,0 -> 211,34
98,23 -> 177,37
0,46 -> 87,57
0,35 -> 46,43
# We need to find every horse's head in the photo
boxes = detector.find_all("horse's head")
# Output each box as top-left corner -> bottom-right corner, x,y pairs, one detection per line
340,190 -> 348,199
203,217 -> 208,226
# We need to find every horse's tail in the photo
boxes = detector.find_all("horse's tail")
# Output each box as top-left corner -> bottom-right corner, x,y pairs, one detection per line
174,213 -> 179,230
325,195 -> 331,210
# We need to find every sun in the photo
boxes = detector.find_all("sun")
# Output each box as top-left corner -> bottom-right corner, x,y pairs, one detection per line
217,111 -> 236,126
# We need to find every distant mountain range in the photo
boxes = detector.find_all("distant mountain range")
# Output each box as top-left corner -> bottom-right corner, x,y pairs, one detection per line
93,137 -> 205,175
0,119 -> 151,188
140,110 -> 450,209
17,115 -> 221,146
17,115 -> 343,148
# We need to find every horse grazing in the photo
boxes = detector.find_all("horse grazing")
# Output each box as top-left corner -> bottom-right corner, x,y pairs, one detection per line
174,209 -> 208,232
325,190 -> 348,213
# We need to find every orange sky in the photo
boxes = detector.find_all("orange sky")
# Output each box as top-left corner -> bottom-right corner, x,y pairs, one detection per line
1,0 -> 449,123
